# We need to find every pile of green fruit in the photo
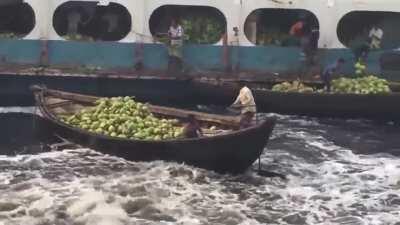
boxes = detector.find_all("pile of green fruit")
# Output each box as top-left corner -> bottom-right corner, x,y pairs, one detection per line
257,30 -> 299,47
62,97 -> 183,141
331,76 -> 391,94
354,60 -> 367,76
0,32 -> 18,39
62,34 -> 94,42
272,80 -> 314,93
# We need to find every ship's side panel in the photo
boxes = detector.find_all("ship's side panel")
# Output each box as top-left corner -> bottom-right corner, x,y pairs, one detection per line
142,44 -> 168,71
235,46 -> 302,74
0,40 -> 41,65
47,41 -> 135,69
183,44 -> 225,72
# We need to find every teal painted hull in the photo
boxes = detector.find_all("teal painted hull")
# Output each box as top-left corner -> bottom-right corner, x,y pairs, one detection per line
0,39 -> 397,81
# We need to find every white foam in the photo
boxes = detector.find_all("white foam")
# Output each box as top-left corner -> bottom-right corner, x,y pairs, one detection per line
0,113 -> 399,225
67,190 -> 106,217
29,192 -> 54,212
80,203 -> 128,225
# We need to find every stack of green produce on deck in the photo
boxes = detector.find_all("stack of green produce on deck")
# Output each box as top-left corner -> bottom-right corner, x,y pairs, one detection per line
155,36 -> 170,44
331,76 -> 391,94
62,97 -> 183,140
0,32 -> 18,39
272,80 -> 314,93
181,16 -> 225,44
354,60 -> 367,76
257,31 -> 299,46
62,34 -> 94,42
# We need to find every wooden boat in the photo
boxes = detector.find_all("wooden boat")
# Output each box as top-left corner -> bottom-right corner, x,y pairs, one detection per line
192,80 -> 400,121
254,89 -> 400,121
31,85 -> 276,174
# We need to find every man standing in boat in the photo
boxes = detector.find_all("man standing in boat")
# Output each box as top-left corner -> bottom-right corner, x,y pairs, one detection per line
168,18 -> 184,72
321,58 -> 345,92
231,86 -> 257,128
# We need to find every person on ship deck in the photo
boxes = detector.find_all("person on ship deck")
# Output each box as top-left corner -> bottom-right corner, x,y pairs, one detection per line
66,6 -> 92,36
352,24 -> 383,62
290,15 -> 319,66
167,18 -> 184,72
67,9 -> 82,35
369,24 -> 383,50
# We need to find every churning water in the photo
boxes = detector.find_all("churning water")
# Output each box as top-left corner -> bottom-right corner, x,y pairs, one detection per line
0,109 -> 400,225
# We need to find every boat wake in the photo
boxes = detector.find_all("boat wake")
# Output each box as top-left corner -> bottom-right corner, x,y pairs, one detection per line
0,111 -> 400,225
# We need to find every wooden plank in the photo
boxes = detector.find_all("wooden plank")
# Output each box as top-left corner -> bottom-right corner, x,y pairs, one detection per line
149,105 -> 240,126
47,100 -> 74,109
44,89 -> 99,104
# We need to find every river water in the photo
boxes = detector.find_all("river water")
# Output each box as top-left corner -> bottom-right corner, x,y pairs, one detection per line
0,108 -> 400,225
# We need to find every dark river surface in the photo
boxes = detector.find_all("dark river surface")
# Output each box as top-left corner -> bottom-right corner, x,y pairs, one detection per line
0,107 -> 400,225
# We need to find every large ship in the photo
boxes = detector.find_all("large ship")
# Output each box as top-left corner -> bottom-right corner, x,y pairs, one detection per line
0,0 -> 400,105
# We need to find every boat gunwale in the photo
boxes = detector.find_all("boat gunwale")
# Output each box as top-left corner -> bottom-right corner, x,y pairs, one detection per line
254,89 -> 400,97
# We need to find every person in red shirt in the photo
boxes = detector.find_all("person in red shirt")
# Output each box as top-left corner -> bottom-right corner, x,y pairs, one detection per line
290,20 -> 306,37
290,16 -> 319,66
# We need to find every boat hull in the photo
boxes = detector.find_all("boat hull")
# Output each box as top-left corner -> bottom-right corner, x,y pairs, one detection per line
47,119 -> 275,174
255,91 -> 400,121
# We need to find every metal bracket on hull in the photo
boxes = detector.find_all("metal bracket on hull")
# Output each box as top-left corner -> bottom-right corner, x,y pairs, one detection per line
40,40 -> 49,67
270,0 -> 284,3
134,41 -> 144,72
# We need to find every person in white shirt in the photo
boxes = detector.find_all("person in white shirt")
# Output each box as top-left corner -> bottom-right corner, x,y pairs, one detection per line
231,86 -> 257,128
168,19 -> 184,41
369,25 -> 383,49
102,12 -> 118,33
67,11 -> 82,35
167,18 -> 184,71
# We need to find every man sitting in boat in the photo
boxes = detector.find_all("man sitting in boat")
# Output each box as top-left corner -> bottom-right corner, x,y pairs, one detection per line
182,114 -> 202,138
231,86 -> 257,128
321,58 -> 345,92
